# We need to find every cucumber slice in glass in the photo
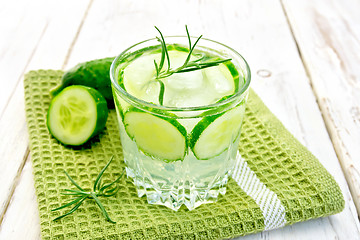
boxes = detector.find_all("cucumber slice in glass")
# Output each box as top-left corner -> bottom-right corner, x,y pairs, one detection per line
190,104 -> 245,160
123,110 -> 187,162
47,85 -> 108,146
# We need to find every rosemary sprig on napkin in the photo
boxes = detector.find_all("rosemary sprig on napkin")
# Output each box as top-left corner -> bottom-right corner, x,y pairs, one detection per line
52,156 -> 124,223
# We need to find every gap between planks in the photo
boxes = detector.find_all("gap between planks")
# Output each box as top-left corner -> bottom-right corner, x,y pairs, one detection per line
0,22 -> 48,120
62,0 -> 94,70
279,0 -> 360,218
0,19 -> 49,224
0,147 -> 29,225
0,0 -> 94,227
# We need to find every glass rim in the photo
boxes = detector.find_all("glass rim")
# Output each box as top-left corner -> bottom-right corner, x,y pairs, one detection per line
110,36 -> 251,112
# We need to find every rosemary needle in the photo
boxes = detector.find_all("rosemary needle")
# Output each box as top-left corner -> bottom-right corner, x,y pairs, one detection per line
153,25 -> 232,105
52,156 -> 125,223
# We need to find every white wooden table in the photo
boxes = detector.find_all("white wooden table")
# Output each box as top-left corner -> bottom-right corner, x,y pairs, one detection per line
1,0 -> 359,239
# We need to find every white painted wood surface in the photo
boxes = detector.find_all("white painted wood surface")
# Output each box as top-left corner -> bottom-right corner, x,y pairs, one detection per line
281,0 -> 360,216
0,0 -> 359,239
0,0 -> 91,233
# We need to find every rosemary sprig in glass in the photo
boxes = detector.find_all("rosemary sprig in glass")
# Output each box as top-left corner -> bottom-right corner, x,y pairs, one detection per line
52,156 -> 125,223
153,25 -> 232,105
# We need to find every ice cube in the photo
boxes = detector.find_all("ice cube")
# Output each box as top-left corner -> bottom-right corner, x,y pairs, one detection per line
164,70 -> 204,91
204,64 -> 235,95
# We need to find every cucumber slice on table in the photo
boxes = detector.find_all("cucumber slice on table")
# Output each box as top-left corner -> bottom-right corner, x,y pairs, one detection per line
190,105 -> 245,160
123,110 -> 187,162
47,86 -> 108,146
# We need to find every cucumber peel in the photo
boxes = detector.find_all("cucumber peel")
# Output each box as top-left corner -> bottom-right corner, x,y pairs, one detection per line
47,85 -> 108,146
190,104 -> 245,160
50,57 -> 115,108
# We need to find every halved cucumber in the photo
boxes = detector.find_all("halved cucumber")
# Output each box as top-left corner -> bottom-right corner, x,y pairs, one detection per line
50,57 -> 115,108
190,104 -> 245,160
123,110 -> 187,162
47,85 -> 108,146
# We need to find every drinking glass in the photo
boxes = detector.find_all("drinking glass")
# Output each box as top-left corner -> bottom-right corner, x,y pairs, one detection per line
110,36 -> 251,211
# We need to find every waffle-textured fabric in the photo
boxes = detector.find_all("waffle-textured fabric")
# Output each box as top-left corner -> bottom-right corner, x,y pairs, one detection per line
24,70 -> 344,239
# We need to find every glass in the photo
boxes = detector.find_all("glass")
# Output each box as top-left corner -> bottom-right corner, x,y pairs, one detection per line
110,36 -> 251,211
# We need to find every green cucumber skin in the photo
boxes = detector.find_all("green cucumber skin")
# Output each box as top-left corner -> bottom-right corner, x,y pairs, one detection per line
47,86 -> 108,146
51,57 -> 115,108
86,86 -> 109,140
112,90 -> 125,121
189,102 -> 245,160
188,112 -> 225,160
223,61 -> 241,92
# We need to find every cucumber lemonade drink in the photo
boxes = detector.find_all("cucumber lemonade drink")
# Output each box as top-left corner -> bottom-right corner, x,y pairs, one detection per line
110,31 -> 251,211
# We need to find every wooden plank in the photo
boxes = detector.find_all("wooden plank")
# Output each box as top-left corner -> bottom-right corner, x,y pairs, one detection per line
65,0 -> 360,239
0,0 -> 46,221
0,0 -> 48,116
281,0 -> 360,215
25,0 -> 94,70
0,0 -> 91,228
0,81 -> 29,223
0,156 -> 41,240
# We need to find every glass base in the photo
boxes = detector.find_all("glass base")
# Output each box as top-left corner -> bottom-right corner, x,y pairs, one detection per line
126,167 -> 230,211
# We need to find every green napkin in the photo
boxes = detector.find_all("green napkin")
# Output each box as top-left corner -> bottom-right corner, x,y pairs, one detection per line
24,70 -> 344,239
